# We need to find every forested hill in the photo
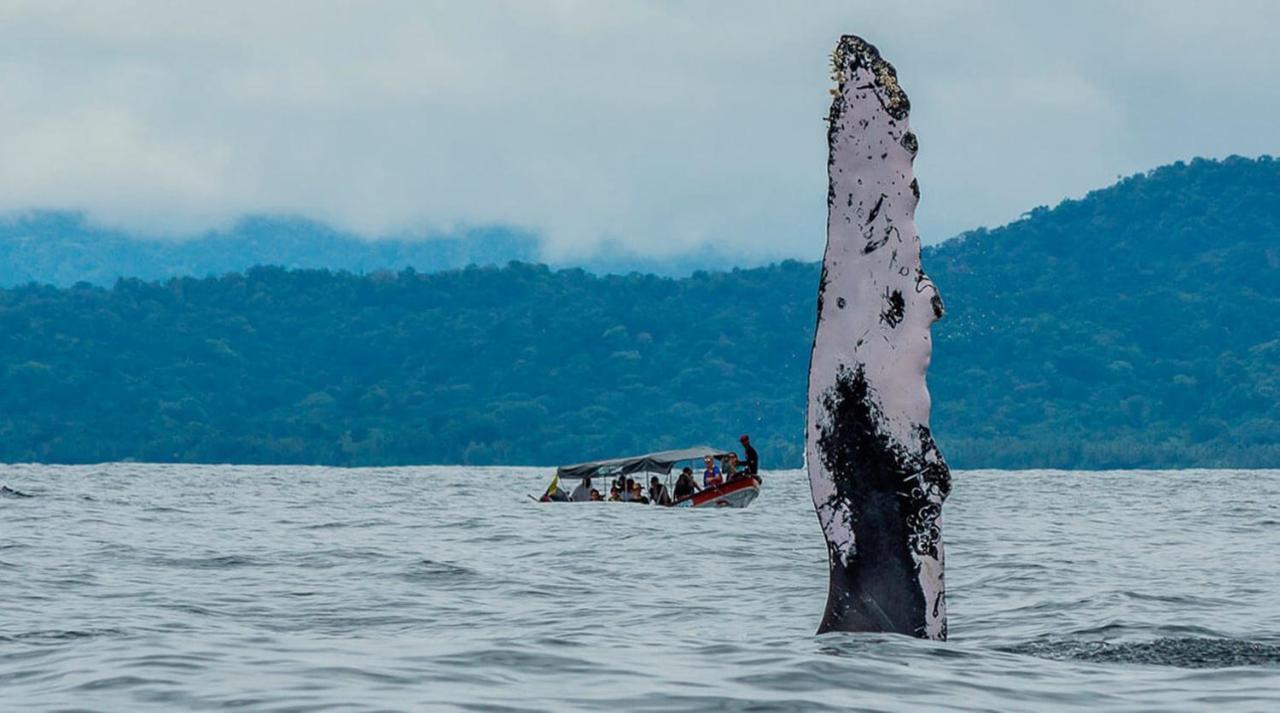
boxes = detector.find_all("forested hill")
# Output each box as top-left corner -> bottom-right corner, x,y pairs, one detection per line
2,155 -> 1277,468
926,155 -> 1279,467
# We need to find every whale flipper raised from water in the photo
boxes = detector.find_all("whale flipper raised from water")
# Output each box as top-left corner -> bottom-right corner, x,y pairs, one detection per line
806,35 -> 951,641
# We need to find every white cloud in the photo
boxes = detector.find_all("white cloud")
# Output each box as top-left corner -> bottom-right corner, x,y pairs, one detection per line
0,0 -> 1276,259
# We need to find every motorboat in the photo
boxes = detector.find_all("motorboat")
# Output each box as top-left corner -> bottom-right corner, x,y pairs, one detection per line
540,445 -> 761,509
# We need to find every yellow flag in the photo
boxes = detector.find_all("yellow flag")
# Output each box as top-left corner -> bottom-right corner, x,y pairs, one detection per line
543,473 -> 561,498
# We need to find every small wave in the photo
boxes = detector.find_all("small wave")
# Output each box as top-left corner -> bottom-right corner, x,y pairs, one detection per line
0,485 -> 33,498
303,518 -> 394,530
122,653 -> 223,672
73,674 -> 177,691
152,554 -> 259,569
163,603 -> 221,617
0,628 -> 125,646
1003,637 -> 1280,669
1120,590 -> 1234,607
284,613 -> 429,635
288,548 -> 392,567
401,559 -> 478,582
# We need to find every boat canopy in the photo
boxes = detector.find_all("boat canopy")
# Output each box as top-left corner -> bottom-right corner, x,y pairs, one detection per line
555,446 -> 733,480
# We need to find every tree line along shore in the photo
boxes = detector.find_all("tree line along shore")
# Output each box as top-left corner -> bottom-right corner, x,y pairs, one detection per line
1,156 -> 1277,469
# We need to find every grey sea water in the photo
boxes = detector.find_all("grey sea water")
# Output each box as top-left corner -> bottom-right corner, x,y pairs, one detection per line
2,464 -> 1279,712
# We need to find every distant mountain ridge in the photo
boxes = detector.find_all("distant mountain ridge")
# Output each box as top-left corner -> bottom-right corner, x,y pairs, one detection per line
1,155 -> 1276,468
0,212 -> 543,286
0,212 -> 785,286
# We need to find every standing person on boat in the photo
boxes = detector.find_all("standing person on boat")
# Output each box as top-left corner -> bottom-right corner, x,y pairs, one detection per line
648,476 -> 673,506
674,467 -> 700,501
739,435 -> 759,477
570,476 -> 594,502
702,456 -> 723,488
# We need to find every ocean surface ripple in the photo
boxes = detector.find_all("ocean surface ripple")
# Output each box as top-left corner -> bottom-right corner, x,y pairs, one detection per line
2,464 -> 1279,711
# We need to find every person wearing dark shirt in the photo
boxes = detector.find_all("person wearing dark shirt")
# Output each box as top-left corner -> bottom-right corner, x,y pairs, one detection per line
648,476 -> 673,506
739,434 -> 759,477
674,467 -> 700,501
627,479 -> 649,504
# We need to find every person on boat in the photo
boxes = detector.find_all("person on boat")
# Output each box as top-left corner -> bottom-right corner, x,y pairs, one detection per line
674,467 -> 700,501
648,476 -> 673,506
608,484 -> 622,502
724,452 -> 743,481
739,434 -> 759,477
627,479 -> 649,504
590,488 -> 603,501
570,476 -> 594,502
702,455 -> 723,489
544,487 -> 570,502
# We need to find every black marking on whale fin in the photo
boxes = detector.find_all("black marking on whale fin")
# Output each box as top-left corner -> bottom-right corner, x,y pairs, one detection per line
864,225 -> 899,255
900,131 -> 918,155
912,268 -> 946,320
879,289 -> 905,328
815,263 -> 831,323
814,366 -> 930,637
866,193 -> 888,224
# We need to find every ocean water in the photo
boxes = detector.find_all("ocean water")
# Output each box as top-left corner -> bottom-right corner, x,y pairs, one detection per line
2,464 -> 1279,712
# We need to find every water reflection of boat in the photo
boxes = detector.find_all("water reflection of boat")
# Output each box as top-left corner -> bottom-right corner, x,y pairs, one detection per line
544,446 -> 761,509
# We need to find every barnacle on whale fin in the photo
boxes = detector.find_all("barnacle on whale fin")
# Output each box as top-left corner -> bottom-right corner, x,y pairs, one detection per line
829,35 -> 911,121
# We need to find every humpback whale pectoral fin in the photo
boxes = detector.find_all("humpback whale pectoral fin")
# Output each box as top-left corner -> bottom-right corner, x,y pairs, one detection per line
807,34 -> 949,641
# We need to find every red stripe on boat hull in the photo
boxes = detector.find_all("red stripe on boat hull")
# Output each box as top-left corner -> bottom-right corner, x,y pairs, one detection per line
676,477 -> 761,509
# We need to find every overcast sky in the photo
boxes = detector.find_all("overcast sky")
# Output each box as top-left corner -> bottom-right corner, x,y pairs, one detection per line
1,1 -> 1277,260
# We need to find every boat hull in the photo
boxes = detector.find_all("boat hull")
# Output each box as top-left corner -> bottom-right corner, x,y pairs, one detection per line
676,477 -> 760,509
